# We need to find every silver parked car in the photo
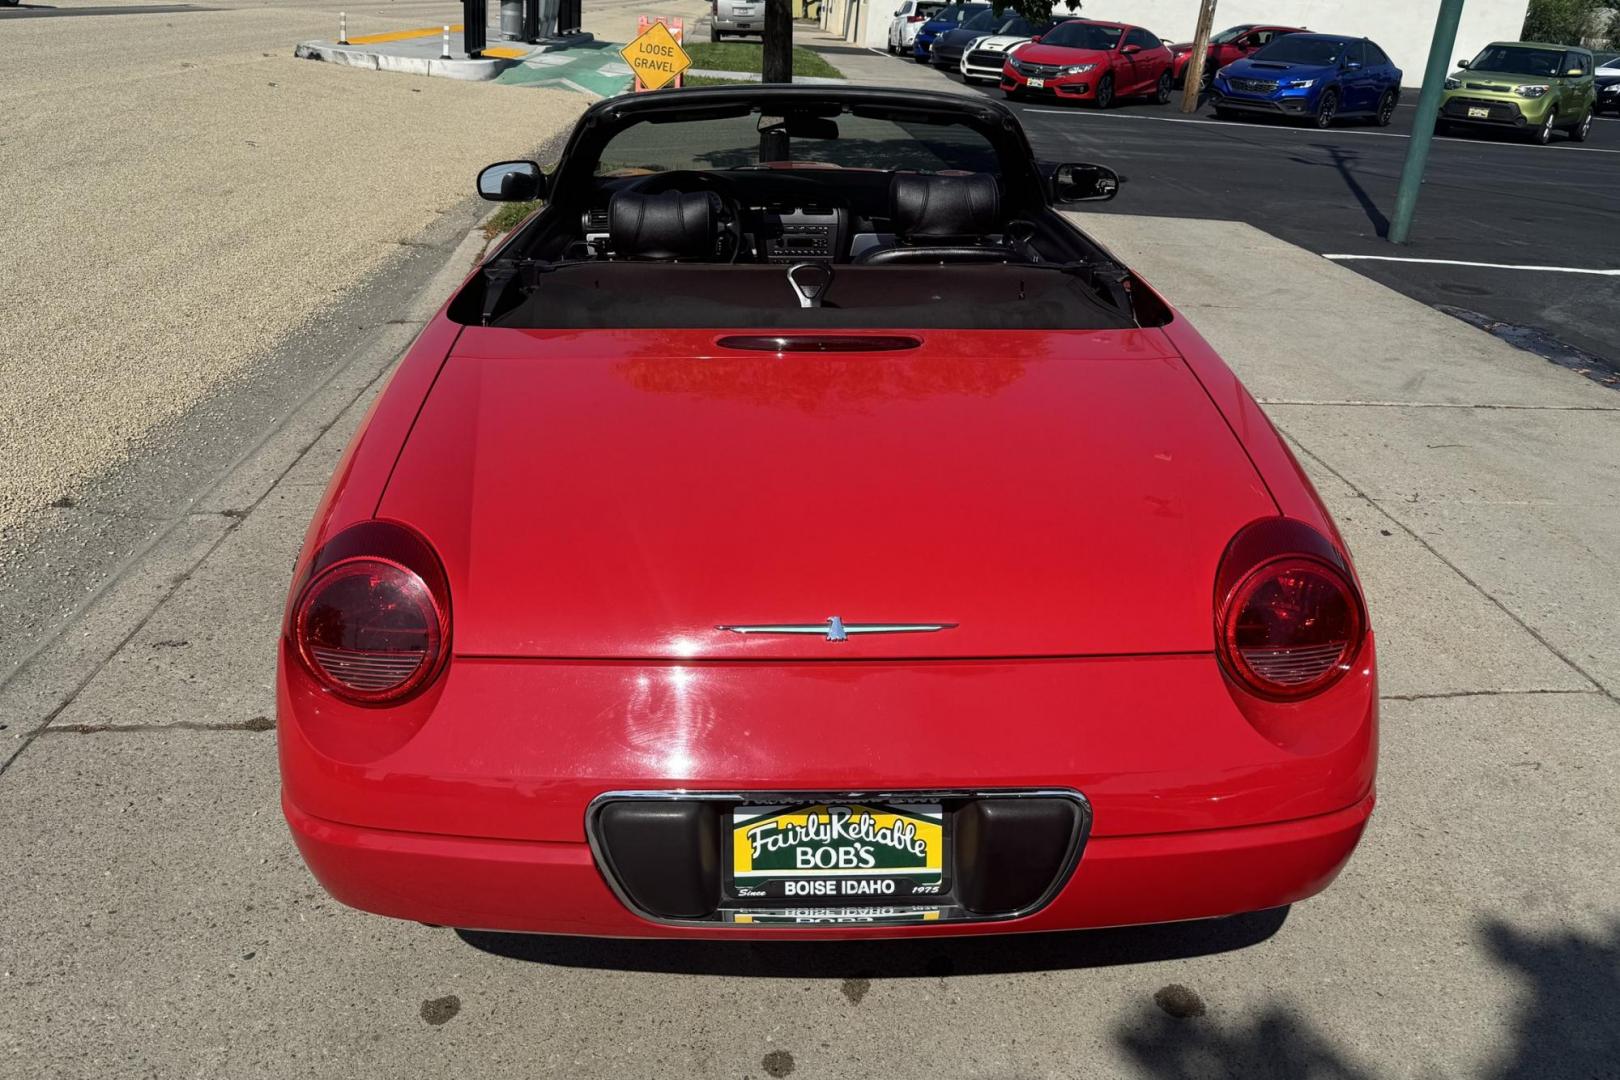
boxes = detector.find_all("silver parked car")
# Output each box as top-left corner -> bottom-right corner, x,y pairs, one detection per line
710,0 -> 763,40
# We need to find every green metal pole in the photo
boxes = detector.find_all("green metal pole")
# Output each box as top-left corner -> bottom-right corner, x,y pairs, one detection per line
1389,0 -> 1466,244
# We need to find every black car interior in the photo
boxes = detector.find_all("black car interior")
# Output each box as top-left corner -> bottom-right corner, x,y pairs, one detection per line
451,90 -> 1162,332
595,170 -> 1012,265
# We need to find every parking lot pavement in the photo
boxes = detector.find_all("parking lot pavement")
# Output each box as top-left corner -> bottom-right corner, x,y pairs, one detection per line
3,205 -> 1617,1078
832,45 -> 1620,380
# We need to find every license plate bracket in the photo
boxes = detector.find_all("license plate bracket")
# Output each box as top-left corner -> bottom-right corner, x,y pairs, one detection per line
724,802 -> 949,905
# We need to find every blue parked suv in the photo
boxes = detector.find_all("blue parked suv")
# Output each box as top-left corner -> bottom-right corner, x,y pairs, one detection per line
913,2 -> 989,63
1212,33 -> 1403,127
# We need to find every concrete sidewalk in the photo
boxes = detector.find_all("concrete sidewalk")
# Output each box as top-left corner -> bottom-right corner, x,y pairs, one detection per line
2,214 -> 1617,1078
1074,213 -> 1619,699
796,22 -> 975,92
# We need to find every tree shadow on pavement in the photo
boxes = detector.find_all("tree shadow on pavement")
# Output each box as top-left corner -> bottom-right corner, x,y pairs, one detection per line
1484,916 -> 1620,1080
1116,916 -> 1620,1080
457,905 -> 1290,977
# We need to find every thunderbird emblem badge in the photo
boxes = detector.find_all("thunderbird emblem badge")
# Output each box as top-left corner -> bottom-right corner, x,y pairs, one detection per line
716,617 -> 957,643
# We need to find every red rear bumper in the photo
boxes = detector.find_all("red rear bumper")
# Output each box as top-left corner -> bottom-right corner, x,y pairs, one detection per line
286,790 -> 1372,939
278,644 -> 1377,938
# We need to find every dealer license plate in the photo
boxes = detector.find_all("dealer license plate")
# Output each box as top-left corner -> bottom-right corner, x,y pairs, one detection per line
1027,77 -> 1045,88
1468,106 -> 1490,118
725,803 -> 948,904
726,906 -> 945,925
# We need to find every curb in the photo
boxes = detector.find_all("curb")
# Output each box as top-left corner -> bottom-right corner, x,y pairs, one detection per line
295,41 -> 519,81
0,215 -> 494,770
687,67 -> 845,84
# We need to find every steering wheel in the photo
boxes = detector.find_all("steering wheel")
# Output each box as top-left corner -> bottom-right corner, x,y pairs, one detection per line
622,170 -> 747,260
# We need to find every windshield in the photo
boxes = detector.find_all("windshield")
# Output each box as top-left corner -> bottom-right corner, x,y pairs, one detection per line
1040,21 -> 1123,50
960,8 -> 999,31
933,3 -> 987,24
1210,25 -> 1253,45
594,109 -> 1002,176
1468,45 -> 1566,77
1252,36 -> 1345,66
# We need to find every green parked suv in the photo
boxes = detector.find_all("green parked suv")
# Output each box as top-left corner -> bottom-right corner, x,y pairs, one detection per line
1438,41 -> 1597,143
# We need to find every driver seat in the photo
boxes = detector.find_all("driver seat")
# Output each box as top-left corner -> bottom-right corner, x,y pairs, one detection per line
854,173 -> 1003,264
607,189 -> 722,260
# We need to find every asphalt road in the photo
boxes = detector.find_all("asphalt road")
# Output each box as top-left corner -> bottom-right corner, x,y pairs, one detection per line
926,69 -> 1620,380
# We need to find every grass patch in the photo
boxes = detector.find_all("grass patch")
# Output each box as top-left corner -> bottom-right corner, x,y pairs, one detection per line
680,74 -> 754,86
482,200 -> 542,238
682,41 -> 842,79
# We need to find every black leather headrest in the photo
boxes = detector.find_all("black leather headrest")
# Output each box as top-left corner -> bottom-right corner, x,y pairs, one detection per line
608,190 -> 720,260
890,173 -> 1000,243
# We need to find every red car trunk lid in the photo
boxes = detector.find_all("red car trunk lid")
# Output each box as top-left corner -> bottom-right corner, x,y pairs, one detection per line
377,327 -> 1275,660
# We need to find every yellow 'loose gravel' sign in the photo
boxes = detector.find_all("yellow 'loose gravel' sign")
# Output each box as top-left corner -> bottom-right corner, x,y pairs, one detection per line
621,20 -> 691,91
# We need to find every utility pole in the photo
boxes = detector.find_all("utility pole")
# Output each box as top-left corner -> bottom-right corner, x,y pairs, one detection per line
1389,0 -> 1466,243
762,0 -> 794,83
1178,0 -> 1216,114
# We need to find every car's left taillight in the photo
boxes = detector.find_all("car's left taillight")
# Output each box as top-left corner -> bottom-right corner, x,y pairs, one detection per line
290,522 -> 450,705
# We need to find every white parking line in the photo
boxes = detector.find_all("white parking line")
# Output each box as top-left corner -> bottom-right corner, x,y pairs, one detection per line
1018,107 -> 1620,153
1323,254 -> 1620,276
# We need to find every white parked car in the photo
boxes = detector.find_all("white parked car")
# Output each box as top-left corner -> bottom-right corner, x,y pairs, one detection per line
887,0 -> 946,55
959,15 -> 1065,83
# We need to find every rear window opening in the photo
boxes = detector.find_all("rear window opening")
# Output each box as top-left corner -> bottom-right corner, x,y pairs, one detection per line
448,263 -> 1143,331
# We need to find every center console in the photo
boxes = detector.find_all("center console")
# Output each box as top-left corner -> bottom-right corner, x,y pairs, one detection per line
756,206 -> 849,263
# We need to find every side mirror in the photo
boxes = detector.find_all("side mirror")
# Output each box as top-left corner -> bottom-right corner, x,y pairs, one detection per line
1052,162 -> 1120,204
1122,43 -> 1141,54
1457,58 -> 1470,69
478,160 -> 545,202
1029,34 -> 1041,43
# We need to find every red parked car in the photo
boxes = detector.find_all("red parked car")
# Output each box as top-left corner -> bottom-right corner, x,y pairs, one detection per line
1171,23 -> 1307,87
279,86 -> 1376,939
1002,20 -> 1177,106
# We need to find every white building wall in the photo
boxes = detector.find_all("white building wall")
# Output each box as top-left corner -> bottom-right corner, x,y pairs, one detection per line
1053,1 -> 1530,87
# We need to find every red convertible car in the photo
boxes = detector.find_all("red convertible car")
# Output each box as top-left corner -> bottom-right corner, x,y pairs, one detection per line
1002,20 -> 1176,106
279,87 -> 1376,939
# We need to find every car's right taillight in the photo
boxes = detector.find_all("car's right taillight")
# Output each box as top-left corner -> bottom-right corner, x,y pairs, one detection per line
289,521 -> 450,705
1216,520 -> 1367,701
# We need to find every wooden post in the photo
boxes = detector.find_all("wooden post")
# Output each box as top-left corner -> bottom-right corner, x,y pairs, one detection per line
762,0 -> 793,83
1178,0 -> 1217,114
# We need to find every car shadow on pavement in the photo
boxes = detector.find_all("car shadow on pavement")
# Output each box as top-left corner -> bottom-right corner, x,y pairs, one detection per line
457,905 -> 1290,976
1115,916 -> 1620,1080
